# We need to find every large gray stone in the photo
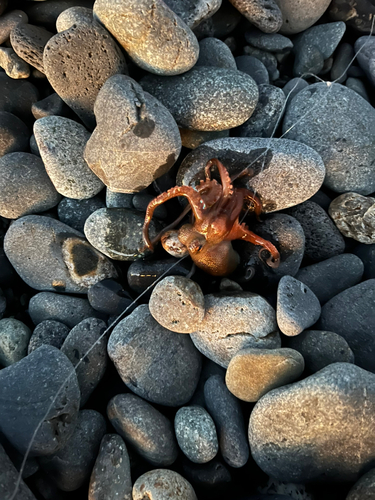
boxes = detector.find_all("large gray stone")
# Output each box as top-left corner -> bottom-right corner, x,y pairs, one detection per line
133,469 -> 197,500
275,0 -> 332,34
164,0 -> 221,29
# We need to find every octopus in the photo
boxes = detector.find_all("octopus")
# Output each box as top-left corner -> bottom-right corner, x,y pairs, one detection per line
142,158 -> 280,276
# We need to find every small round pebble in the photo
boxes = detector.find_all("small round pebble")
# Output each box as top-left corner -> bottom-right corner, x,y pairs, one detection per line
133,469 -> 197,500
88,279 -> 133,316
56,6 -> 94,32
31,93 -> 67,120
0,318 -> 31,367
149,276 -> 205,333
0,10 -> 28,45
0,47 -> 30,79
10,23 -> 53,73
196,37 -> 236,69
0,111 -> 29,157
174,406 -> 218,463
235,55 -> 269,85
57,196 -> 106,233
230,0 -> 282,33
28,319 -> 70,354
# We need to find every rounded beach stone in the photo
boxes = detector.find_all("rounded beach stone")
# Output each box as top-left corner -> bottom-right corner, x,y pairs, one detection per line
4,215 -> 117,293
229,0 -> 282,33
0,73 -> 39,125
174,406 -> 218,463
249,362 -> 375,482
31,93 -> 68,120
34,116 -> 104,199
275,0 -> 332,34
0,111 -> 29,157
177,137 -> 325,213
140,67 -> 259,131
43,23 -> 127,130
0,443 -> 37,500
0,47 -> 30,79
28,320 -> 70,354
133,469 -> 197,500
0,10 -> 28,45
29,292 -> 101,328
204,374 -> 249,468
226,347 -> 305,402
354,36 -> 375,86
235,55 -> 269,85
0,345 -> 80,456
282,77 -> 309,101
179,128 -> 230,149
56,6 -> 94,32
58,196 -> 105,233
353,244 -> 375,279
10,23 -> 53,73
164,0 -> 221,29
245,28 -> 293,53
331,43 -> 354,83
127,258 -> 190,294
243,45 -> 279,81
295,253 -> 364,304
88,434 -> 132,500
93,0 -> 199,75
346,77 -> 370,102
108,304 -> 201,406
283,83 -> 375,195
106,189 -> 133,208
149,276 -> 205,333
88,279 -> 133,316
196,37 -> 236,69
284,329 -> 354,373
39,410 -> 106,492
346,468 -> 375,500
277,275 -> 321,337
0,318 -> 31,367
193,1 -> 241,38
107,393 -> 178,466
84,75 -> 181,193
61,318 -> 108,407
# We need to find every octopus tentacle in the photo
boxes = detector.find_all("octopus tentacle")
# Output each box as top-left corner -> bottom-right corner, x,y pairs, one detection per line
206,158 -> 233,199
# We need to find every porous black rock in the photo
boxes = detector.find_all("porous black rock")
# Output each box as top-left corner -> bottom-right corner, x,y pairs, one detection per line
10,23 -> 53,73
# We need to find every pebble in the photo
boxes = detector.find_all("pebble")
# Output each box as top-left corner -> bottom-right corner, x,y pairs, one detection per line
174,406 -> 218,463
31,93 -> 68,119
346,468 -> 375,500
353,244 -> 375,279
276,0 -> 332,35
94,0 -> 199,75
204,374 -> 249,468
84,208 -> 161,261
132,192 -> 168,220
177,137 -> 325,213
84,74 -> 181,193
0,47 -> 30,79
61,318 -> 108,407
0,10 -> 28,44
107,393 -> 178,466
88,279 -> 133,316
282,77 -> 309,101
0,444 -> 37,500
0,152 -> 61,219
249,362 -> 375,482
330,0 -> 375,33
286,201 -> 345,262
43,23 -> 127,130
331,42 -> 354,83
24,1 -> 92,30
295,253 -> 364,304
56,6 -> 94,32
0,345 -> 80,456
196,37 -> 236,69
284,329 -> 354,373
34,116 -> 104,199
88,434 -> 132,500
10,23 -> 53,73
193,2 -> 241,39
27,320 -> 70,354
329,192 -> 375,243
141,67 -> 259,131
127,258 -> 190,294
226,347 -> 305,402
58,196 -> 105,233
346,76 -> 370,101
133,469 -> 197,500
39,410 -> 106,492
243,46 -> 279,80
181,457 -> 231,499
0,318 -> 31,367
230,0 -> 282,33
28,292 -> 102,328
237,84 -> 286,138
106,189 -> 133,209
319,280 -> 375,372
0,73 -> 39,124
108,304 -> 202,406
0,111 -> 29,157
277,275 -> 321,336
4,215 -> 117,293
245,29 -> 293,52
149,276 -> 205,333
283,82 -> 375,194
164,0 -> 221,29
235,55 -> 269,85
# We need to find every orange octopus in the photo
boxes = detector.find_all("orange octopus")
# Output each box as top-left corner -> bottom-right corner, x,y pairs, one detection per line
142,158 -> 280,276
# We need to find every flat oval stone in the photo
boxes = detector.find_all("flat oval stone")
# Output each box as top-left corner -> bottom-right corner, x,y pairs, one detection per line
249,363 -> 375,482
245,28 -> 293,53
229,0 -> 282,33
275,0 -> 332,35
93,0 -> 199,75
0,10 -> 28,45
84,74 -> 181,193
4,215 -> 117,293
10,23 -> 53,73
108,304 -> 202,406
0,318 -> 31,367
0,111 -> 29,157
0,47 -> 30,79
164,0 -> 221,29
34,116 -> 104,199
177,137 -> 325,212
43,23 -> 127,129
133,469 -> 197,500
141,67 -> 259,131
28,320 -> 70,354
196,37 -> 236,69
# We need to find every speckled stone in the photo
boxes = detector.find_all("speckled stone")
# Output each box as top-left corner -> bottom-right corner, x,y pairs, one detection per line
282,77 -> 309,101
236,55 -> 269,85
243,46 -> 279,80
346,468 -> 375,500
164,0 -> 221,29
193,1 -> 241,38
107,393 -> 178,466
245,28 -> 293,52
0,318 -> 31,367
0,10 -> 28,45
0,443 -> 37,500
331,43 -> 354,83
175,406 -> 218,463
94,0 -> 199,75
179,128 -> 230,149
196,37 -> 236,69
28,320 -> 70,354
88,434 -> 132,500
283,83 -> 375,194
58,196 -> 105,233
149,276 -> 205,333
346,77 -> 370,101
4,215 -> 117,293
106,189 -> 133,209
31,93 -> 68,120
84,75 -> 181,193
354,36 -> 375,86
229,0 -> 282,33
0,111 -> 29,157
226,347 -> 305,402
0,47 -> 30,79
0,73 -> 39,125
141,67 -> 259,131
108,304 -> 202,406
43,23 -> 127,129
0,152 -> 61,219
56,6 -> 94,32
133,469 -> 197,500
10,23 -> 53,73
249,363 -> 375,482
34,116 -> 104,199
275,0 -> 332,35
177,137 -> 325,213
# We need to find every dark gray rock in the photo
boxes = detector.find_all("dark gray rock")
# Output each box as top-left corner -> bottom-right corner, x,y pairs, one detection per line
107,393 -> 178,466
56,6 -> 94,32
0,444 -> 37,500
43,23 -> 127,130
132,192 -> 168,219
346,76 -> 370,101
28,320 -> 70,354
58,196 -> 105,233
282,77 -> 309,102
0,345 -> 80,456
10,23 -> 53,73
249,362 -> 375,482
346,468 -> 375,500
0,73 -> 38,125
180,128 -> 230,149
331,42 -> 354,83
329,0 -> 375,33
106,189 -> 133,209
356,36 -> 375,85
88,279 -> 133,316
181,457 -> 231,499
229,0 -> 282,33
0,318 -> 31,367
295,253 -> 364,304
164,0 -> 221,29
31,93 -> 68,120
39,410 -> 106,492
108,304 -> 202,406
243,46 -> 279,80
0,10 -> 28,44
204,374 -> 249,468
24,0 -> 94,31
245,28 -> 293,52
0,289 -> 5,320
127,258 -> 190,294
309,189 -> 332,211
197,37 -> 236,69
88,434 -> 132,500
0,111 -> 29,158
353,244 -> 375,279
133,469 -> 197,500
235,55 -> 269,85
193,1 -> 241,39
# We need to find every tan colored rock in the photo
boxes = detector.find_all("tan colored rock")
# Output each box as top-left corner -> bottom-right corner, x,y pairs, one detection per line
275,0 -> 332,35
0,47 -> 30,79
